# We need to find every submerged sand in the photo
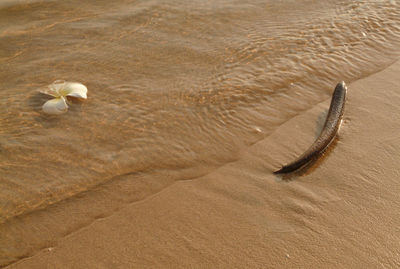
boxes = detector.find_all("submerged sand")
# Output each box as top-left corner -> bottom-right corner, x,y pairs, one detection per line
6,61 -> 400,268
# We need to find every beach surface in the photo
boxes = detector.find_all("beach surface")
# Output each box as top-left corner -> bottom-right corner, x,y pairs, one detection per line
6,60 -> 400,268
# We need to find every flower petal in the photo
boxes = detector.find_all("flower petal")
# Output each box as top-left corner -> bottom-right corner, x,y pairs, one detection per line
64,82 -> 88,99
40,80 -> 66,97
42,97 -> 68,115
52,80 -> 67,92
39,87 -> 59,97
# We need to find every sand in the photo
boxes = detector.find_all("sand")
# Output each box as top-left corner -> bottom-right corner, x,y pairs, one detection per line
6,60 -> 400,268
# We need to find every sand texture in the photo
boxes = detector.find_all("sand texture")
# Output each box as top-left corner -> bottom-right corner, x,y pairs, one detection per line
6,61 -> 400,268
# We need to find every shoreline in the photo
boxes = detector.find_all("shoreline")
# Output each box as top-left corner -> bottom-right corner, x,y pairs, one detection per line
6,59 -> 400,268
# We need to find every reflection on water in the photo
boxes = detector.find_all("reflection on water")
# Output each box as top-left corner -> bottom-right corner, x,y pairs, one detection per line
0,0 -> 399,266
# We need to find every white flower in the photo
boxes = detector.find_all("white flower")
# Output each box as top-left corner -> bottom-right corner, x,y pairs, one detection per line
41,80 -> 88,115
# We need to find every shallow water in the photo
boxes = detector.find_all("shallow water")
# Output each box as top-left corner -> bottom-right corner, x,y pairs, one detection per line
1,0 -> 400,266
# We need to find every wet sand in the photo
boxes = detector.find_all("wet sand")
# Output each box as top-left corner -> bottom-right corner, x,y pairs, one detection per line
6,60 -> 400,268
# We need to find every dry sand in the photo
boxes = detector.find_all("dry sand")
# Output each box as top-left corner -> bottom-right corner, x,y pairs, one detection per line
7,60 -> 400,268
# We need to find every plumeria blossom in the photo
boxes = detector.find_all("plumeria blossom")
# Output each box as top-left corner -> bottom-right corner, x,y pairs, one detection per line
40,80 -> 88,115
